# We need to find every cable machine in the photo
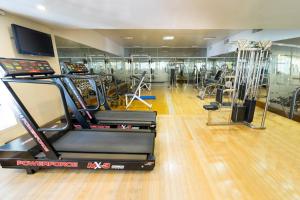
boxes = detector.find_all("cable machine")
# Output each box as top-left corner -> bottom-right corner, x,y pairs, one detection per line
129,54 -> 153,91
203,40 -> 272,129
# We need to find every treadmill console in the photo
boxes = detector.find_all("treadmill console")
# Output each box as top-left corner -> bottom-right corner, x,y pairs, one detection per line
0,58 -> 55,77
62,62 -> 89,74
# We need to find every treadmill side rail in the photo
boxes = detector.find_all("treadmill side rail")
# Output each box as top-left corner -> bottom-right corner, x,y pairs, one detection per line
0,58 -> 157,174
0,156 -> 155,174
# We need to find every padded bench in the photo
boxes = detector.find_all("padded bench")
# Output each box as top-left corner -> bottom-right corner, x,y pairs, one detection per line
203,104 -> 219,111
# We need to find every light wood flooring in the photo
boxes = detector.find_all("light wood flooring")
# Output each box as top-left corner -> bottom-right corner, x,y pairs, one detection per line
0,85 -> 299,200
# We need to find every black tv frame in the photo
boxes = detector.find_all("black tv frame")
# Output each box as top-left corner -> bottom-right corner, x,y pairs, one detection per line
11,24 -> 55,57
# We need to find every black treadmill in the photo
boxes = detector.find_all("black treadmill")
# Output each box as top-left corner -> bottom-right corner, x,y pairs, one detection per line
60,62 -> 156,130
0,58 -> 155,174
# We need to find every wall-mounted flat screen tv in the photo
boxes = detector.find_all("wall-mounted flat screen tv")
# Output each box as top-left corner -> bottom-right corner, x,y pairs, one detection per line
11,24 -> 54,57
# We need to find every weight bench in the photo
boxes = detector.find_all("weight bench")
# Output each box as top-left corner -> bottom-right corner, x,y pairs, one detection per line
125,71 -> 152,110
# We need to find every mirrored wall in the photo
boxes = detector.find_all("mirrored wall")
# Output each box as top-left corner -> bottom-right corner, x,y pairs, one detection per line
269,44 -> 300,120
55,36 -> 236,85
55,36 -> 116,74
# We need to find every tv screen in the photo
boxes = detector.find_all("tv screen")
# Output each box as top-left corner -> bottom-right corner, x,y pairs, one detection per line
11,24 -> 54,57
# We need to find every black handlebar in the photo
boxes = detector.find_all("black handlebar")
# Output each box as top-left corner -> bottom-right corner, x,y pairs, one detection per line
2,78 -> 72,132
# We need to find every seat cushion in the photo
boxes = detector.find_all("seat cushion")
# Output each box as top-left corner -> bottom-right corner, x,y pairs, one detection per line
203,104 -> 219,111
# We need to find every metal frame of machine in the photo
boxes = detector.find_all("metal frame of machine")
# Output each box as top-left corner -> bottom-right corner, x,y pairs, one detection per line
125,71 -> 153,109
60,62 -> 156,130
203,40 -> 272,129
0,58 -> 155,174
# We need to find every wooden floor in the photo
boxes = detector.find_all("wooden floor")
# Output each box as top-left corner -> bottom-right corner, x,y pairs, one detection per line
1,85 -> 300,200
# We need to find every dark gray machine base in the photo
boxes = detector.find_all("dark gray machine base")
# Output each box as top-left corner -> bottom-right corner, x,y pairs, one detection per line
95,110 -> 156,124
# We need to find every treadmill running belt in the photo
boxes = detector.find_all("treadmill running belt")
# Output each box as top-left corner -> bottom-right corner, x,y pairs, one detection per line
53,130 -> 154,154
95,111 -> 156,122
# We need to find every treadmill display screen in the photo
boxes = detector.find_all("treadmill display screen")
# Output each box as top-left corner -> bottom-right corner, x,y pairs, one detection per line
0,58 -> 55,77
63,62 -> 89,74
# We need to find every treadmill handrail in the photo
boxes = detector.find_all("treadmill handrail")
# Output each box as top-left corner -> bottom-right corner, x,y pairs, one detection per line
65,74 -> 99,79
4,74 -> 103,114
2,78 -> 72,132
63,75 -> 104,111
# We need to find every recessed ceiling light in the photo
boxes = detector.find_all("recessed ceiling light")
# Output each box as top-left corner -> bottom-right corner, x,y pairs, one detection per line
124,36 -> 133,40
36,4 -> 46,11
134,45 -> 140,48
163,36 -> 175,41
203,37 -> 216,40
161,45 -> 168,48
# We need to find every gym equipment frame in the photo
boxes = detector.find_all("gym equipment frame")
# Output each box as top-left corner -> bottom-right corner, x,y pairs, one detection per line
125,71 -> 152,110
129,55 -> 153,91
60,62 -> 156,130
0,58 -> 155,174
203,41 -> 272,129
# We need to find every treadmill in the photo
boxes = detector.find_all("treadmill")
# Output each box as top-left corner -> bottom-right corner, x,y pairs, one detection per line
60,62 -> 157,130
0,58 -> 155,174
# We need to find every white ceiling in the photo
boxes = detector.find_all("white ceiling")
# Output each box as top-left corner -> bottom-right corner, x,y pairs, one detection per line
96,29 -> 240,47
0,0 -> 300,29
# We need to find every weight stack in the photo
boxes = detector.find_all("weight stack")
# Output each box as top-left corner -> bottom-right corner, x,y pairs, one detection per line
244,99 -> 256,123
231,103 -> 246,122
216,88 -> 223,104
238,83 -> 246,100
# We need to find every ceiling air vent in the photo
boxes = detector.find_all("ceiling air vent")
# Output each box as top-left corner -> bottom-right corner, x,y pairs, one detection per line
252,29 -> 263,33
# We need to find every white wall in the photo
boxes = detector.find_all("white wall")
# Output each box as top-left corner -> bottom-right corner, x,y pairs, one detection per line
0,13 -> 125,143
54,29 -> 124,56
0,13 -> 64,142
207,30 -> 300,57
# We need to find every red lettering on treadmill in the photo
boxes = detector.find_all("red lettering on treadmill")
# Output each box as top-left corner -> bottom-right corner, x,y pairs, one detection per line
20,116 -> 49,152
87,162 -> 111,169
16,160 -> 78,168
101,162 -> 111,169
